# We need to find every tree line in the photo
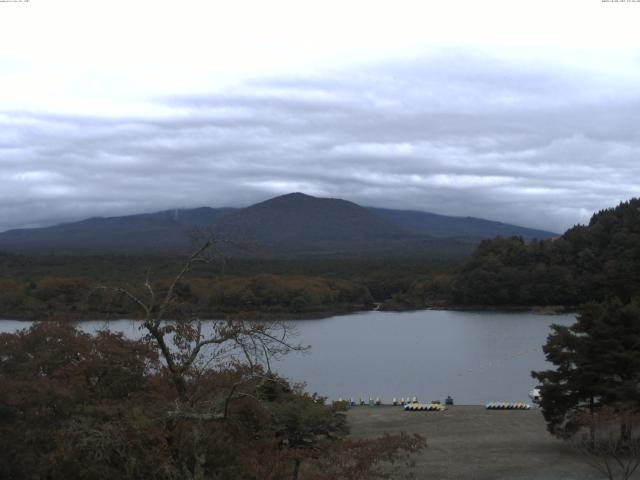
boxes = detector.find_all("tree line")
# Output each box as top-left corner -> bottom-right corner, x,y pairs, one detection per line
0,274 -> 374,320
0,253 -> 456,319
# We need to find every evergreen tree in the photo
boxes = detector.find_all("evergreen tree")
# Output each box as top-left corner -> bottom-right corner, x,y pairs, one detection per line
532,297 -> 640,438
452,197 -> 640,307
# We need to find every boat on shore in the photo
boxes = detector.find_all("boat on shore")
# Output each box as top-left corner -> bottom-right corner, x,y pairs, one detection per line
529,387 -> 541,403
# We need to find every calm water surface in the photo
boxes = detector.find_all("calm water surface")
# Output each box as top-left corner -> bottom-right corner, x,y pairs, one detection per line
1,310 -> 574,405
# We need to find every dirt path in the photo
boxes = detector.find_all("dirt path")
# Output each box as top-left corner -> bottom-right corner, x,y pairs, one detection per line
348,405 -> 633,480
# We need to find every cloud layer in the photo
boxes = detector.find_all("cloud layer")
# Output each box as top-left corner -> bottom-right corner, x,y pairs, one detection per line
2,51 -> 639,233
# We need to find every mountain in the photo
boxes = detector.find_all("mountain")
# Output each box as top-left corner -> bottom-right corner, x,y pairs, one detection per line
0,207 -> 236,254
213,192 -> 405,243
0,193 -> 557,257
368,207 -> 555,240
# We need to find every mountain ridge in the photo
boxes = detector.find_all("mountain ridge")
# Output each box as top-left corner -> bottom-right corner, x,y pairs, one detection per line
0,193 -> 557,257
368,206 -> 555,240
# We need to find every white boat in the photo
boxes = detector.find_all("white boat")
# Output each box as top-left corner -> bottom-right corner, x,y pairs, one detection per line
529,387 -> 541,403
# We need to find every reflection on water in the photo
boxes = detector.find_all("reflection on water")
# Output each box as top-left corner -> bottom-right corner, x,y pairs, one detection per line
0,310 -> 574,405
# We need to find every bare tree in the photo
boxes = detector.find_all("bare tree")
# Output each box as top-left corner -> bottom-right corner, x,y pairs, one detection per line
97,236 -> 306,480
575,407 -> 640,480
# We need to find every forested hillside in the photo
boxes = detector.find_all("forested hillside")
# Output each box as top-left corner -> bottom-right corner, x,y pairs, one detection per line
450,198 -> 640,306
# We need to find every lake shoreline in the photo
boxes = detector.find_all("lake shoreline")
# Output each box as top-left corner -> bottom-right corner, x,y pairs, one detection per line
0,303 -> 369,322
0,303 -> 578,323
423,304 -> 577,315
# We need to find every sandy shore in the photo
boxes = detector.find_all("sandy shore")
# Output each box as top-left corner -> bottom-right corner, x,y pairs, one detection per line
348,405 -> 632,480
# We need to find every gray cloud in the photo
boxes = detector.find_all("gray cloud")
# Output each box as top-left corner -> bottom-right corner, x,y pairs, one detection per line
1,51 -> 639,233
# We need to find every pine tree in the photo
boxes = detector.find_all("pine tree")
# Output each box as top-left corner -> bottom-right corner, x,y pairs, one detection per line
532,297 -> 640,438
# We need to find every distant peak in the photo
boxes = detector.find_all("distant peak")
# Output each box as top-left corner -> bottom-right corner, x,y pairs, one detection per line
277,192 -> 315,199
259,192 -> 320,205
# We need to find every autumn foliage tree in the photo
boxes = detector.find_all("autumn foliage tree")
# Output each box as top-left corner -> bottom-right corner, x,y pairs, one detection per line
0,322 -> 163,479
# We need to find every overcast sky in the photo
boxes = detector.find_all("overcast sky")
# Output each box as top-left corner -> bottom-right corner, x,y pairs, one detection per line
1,0 -> 639,233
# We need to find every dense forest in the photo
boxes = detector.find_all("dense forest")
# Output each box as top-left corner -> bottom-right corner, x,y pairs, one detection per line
0,254 -> 453,319
448,198 -> 640,307
0,273 -> 373,320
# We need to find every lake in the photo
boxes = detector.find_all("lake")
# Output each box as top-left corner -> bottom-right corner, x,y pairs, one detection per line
0,309 -> 575,405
